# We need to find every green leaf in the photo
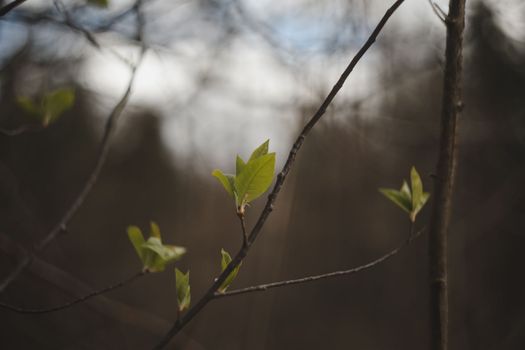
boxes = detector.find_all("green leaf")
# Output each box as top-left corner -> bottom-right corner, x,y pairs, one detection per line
212,169 -> 236,198
379,188 -> 412,214
412,192 -> 430,220
218,249 -> 241,293
16,97 -> 41,116
175,268 -> 191,312
143,237 -> 186,272
42,88 -> 75,125
236,155 -> 246,176
127,226 -> 146,264
150,221 -> 161,239
88,0 -> 109,7
234,152 -> 275,206
410,167 -> 423,212
248,139 -> 269,162
400,180 -> 411,199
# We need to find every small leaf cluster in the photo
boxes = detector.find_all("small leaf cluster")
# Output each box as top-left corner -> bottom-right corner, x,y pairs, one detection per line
175,269 -> 191,312
127,222 -> 186,272
379,166 -> 430,222
17,88 -> 75,127
212,140 -> 275,216
218,249 -> 241,293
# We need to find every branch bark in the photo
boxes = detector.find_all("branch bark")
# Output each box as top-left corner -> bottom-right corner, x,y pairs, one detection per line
0,0 -> 27,17
153,1 -> 406,348
428,1 -> 466,350
0,271 -> 146,314
215,226 -> 420,299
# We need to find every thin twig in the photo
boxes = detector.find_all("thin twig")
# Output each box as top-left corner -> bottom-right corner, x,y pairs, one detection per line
238,214 -> 248,248
0,0 -> 27,17
0,124 -> 43,136
428,0 -> 466,349
428,0 -> 447,24
0,271 -> 146,314
153,1 -> 405,348
216,226 -> 421,298
0,49 -> 146,293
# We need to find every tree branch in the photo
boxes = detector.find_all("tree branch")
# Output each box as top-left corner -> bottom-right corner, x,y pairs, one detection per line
0,270 -> 146,314
428,0 -> 466,350
153,1 -> 406,348
215,226 -> 421,299
0,0 -> 27,17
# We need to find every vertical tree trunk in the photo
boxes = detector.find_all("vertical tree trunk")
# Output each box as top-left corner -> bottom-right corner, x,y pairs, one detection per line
429,1 -> 467,350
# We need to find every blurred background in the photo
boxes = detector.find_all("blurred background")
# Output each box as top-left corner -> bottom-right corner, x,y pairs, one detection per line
1,0 -> 524,349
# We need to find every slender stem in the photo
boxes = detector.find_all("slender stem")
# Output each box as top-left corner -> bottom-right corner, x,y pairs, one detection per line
428,1 -> 466,350
0,0 -> 26,17
215,225 -> 420,298
153,2 -> 405,348
238,214 -> 248,248
0,271 -> 146,314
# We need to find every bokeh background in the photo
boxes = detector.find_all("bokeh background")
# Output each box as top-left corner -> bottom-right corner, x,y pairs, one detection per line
1,0 -> 525,349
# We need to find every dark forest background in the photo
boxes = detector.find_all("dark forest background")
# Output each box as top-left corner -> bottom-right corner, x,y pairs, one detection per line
1,0 -> 525,349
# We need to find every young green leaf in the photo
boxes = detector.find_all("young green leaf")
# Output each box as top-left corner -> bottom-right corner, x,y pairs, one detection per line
248,139 -> 269,162
410,167 -> 423,211
212,169 -> 236,198
234,152 -> 275,207
400,180 -> 411,199
127,226 -> 146,264
42,88 -> 75,125
16,88 -> 75,126
143,238 -> 186,272
379,188 -> 412,214
175,268 -> 191,312
236,155 -> 246,176
379,166 -> 430,222
218,249 -> 241,293
150,221 -> 161,239
127,223 -> 186,272
16,97 -> 41,116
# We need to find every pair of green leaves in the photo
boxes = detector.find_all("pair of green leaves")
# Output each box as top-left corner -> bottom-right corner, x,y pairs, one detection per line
127,222 -> 186,272
175,269 -> 191,312
17,88 -> 75,127
212,140 -> 276,215
379,167 -> 430,222
218,249 -> 241,293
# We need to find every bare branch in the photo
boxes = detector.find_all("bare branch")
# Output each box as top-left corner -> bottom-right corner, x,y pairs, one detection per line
215,226 -> 422,299
428,0 -> 467,349
0,0 -> 27,17
0,271 -> 146,314
153,1 -> 406,348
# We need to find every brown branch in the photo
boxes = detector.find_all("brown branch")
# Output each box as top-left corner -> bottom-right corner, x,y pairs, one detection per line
0,51 -> 146,293
238,214 -> 248,248
0,270 -> 146,314
428,0 -> 466,350
216,226 -> 421,299
0,0 -> 27,17
153,1 -> 406,348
